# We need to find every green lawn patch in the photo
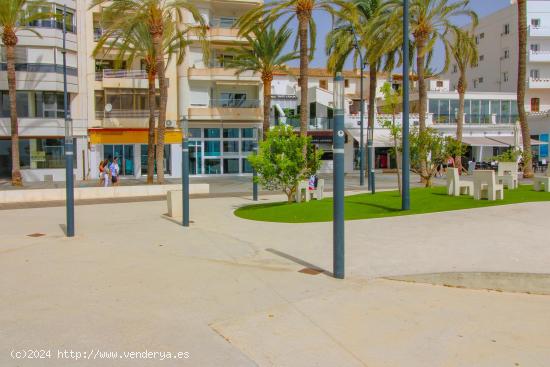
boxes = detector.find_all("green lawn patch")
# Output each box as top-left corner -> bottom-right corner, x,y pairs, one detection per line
234,185 -> 550,223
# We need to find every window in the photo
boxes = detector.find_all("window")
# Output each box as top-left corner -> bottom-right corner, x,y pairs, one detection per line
478,78 -> 483,84
219,92 -> 246,107
223,128 -> 239,138
344,79 -> 349,88
479,55 -> 484,62
218,17 -> 237,28
223,141 -> 239,155
504,24 -> 510,35
475,36 -> 479,44
530,69 -> 540,79
530,44 -> 540,52
452,64 -> 457,73
503,49 -> 510,59
223,159 -> 239,174
473,80 -> 478,88
241,141 -> 255,153
188,128 -> 201,139
204,141 -> 221,156
480,32 -> 485,39
436,81 -> 444,87
503,72 -> 509,82
242,158 -> 253,173
0,91 -> 68,118
204,159 -> 221,174
531,19 -> 541,28
56,8 -> 75,33
241,128 -> 255,139
1,138 -> 76,170
204,128 -> 220,138
319,80 -> 328,90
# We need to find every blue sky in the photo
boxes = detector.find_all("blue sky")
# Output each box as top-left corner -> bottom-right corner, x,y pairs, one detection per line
283,0 -> 512,70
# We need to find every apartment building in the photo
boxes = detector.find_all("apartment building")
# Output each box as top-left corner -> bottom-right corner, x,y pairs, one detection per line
178,0 -> 263,176
442,0 -> 550,113
0,0 -> 88,182
86,2 -> 181,180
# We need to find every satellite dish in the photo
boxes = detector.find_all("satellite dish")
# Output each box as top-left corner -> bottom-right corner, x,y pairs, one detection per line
105,103 -> 113,112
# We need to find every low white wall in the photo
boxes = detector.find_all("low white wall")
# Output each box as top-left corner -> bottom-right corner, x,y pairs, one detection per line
0,184 -> 209,204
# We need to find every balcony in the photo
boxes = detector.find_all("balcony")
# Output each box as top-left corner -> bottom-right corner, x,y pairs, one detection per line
529,26 -> 550,37
529,50 -> 550,62
529,77 -> 550,89
95,109 -> 157,129
187,67 -> 260,82
188,99 -> 261,121
278,117 -> 334,131
95,69 -> 154,89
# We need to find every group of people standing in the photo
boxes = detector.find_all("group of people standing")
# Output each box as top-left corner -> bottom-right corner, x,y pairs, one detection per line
99,157 -> 120,187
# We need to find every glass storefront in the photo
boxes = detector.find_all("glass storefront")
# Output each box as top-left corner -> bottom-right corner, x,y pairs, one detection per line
188,127 -> 257,175
429,98 -> 518,124
0,91 -> 69,118
139,144 -> 171,175
0,138 -> 76,177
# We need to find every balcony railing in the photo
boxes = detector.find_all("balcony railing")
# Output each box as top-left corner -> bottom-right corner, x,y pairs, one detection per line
529,50 -> 550,62
96,109 -> 158,120
95,69 -> 148,81
529,26 -> 550,37
276,117 -> 334,131
529,77 -> 550,88
209,99 -> 260,108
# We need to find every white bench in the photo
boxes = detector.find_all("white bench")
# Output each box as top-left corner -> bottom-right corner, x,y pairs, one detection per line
446,167 -> 473,196
497,162 -> 519,189
473,170 -> 504,201
533,168 -> 550,192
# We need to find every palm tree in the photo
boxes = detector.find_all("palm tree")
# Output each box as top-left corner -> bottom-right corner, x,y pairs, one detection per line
373,0 -> 477,179
237,0 -> 340,139
517,0 -> 533,178
224,26 -> 298,140
449,28 -> 477,173
91,0 -> 206,184
94,20 -> 192,184
1,0 -> 53,186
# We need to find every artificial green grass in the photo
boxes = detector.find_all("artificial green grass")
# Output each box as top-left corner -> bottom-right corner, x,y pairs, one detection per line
234,185 -> 550,223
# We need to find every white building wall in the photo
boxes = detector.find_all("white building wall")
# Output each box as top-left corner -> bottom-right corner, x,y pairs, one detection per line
442,0 -> 550,113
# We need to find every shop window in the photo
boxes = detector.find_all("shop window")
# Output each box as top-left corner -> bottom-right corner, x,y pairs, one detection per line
204,159 -> 221,174
223,159 -> 239,174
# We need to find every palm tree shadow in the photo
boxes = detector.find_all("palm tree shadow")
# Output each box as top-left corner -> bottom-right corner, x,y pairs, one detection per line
265,248 -> 333,277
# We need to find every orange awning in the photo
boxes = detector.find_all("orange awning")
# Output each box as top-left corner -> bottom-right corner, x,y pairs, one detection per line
89,129 -> 183,145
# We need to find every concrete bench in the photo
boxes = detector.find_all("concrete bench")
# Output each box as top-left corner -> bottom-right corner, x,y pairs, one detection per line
533,168 -> 550,192
167,190 -> 183,217
473,170 -> 504,201
446,168 -> 473,196
497,162 -> 519,189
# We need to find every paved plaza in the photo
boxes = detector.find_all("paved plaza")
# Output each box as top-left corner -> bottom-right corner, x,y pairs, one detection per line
1,193 -> 550,366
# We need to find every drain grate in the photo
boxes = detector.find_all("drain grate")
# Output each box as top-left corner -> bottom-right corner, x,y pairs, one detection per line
299,268 -> 323,275
27,233 -> 45,237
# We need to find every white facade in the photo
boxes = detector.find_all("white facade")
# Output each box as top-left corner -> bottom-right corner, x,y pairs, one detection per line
0,0 -> 88,182
442,0 -> 550,113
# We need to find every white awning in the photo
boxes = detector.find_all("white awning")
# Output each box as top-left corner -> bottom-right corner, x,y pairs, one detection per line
462,137 -> 509,147
488,136 -> 547,146
346,128 -> 394,147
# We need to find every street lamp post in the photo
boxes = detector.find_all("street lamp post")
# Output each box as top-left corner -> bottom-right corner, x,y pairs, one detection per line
181,117 -> 190,227
349,27 -> 366,187
402,0 -> 411,210
333,73 -> 345,280
62,5 -> 74,237
252,127 -> 259,201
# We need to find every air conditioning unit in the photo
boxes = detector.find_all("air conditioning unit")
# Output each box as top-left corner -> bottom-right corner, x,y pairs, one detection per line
165,120 -> 176,128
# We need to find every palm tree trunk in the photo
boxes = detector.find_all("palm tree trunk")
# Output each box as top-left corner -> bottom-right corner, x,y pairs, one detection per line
517,0 -> 533,178
262,74 -> 273,140
456,73 -> 466,174
416,41 -> 428,180
368,65 -> 377,130
152,31 -> 167,184
393,114 -> 402,194
298,14 -> 309,139
146,71 -> 156,184
4,34 -> 22,186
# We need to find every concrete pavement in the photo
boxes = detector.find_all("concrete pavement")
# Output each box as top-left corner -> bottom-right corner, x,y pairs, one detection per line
1,195 -> 549,366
